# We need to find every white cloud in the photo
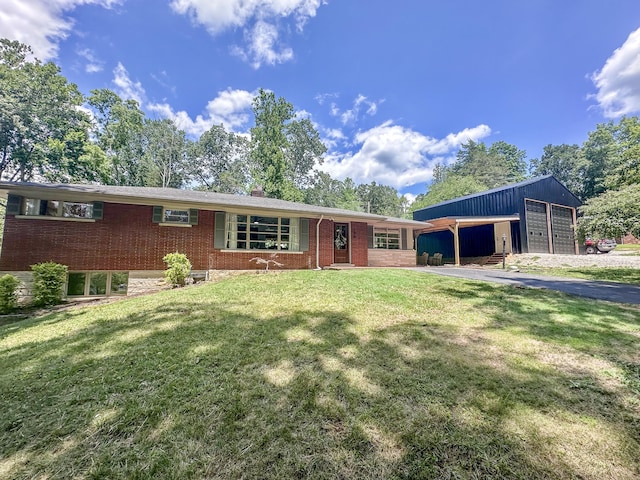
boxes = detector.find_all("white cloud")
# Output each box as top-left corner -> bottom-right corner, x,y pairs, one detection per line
77,47 -> 104,73
232,20 -> 294,69
0,0 -> 121,60
330,94 -> 382,125
148,88 -> 256,137
169,0 -> 325,68
319,121 -> 491,189
113,62 -> 146,106
590,27 -> 640,118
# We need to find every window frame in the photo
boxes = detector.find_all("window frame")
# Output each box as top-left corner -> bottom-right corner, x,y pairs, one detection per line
373,227 -> 401,250
224,213 -> 301,252
66,271 -> 129,297
15,197 -> 101,222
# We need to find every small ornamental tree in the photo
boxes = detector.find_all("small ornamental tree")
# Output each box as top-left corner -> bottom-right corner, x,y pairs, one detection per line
0,274 -> 20,313
31,262 -> 68,306
163,252 -> 192,287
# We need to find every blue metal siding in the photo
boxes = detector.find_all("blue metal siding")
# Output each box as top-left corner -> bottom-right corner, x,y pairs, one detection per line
413,187 -> 519,221
417,224 -> 495,258
413,176 -> 580,221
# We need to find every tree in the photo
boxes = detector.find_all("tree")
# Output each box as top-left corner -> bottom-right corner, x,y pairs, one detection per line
188,124 -> 249,194
87,89 -> 145,185
410,175 -> 487,212
604,116 -> 640,190
304,172 -> 362,211
0,39 -> 93,182
141,119 -> 190,188
576,183 -> 640,240
581,121 -> 615,200
530,144 -> 587,199
356,181 -> 404,216
452,140 -> 527,189
250,89 -> 326,200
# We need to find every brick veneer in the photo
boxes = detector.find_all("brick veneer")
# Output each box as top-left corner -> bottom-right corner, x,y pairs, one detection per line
0,203 -> 214,271
0,204 -> 370,271
368,248 -> 416,267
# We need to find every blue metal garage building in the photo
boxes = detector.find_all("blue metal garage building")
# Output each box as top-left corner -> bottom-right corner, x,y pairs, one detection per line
413,176 -> 582,265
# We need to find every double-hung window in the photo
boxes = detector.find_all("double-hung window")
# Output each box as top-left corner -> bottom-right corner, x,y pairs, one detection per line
225,214 -> 300,251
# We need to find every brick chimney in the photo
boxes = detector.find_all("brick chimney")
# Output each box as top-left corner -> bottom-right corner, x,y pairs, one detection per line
250,186 -> 265,197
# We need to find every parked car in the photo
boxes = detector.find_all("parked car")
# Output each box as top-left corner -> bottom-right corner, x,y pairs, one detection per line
584,238 -> 617,254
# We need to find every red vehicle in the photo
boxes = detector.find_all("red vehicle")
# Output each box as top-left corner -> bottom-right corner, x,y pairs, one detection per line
584,238 -> 617,254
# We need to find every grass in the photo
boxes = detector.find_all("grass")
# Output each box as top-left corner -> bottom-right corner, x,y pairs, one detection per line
507,266 -> 640,285
1,269 -> 639,479
616,244 -> 640,255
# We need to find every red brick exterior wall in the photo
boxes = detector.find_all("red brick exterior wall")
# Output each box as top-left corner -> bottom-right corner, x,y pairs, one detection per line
350,222 -> 368,267
0,203 -> 214,271
0,204 -> 370,271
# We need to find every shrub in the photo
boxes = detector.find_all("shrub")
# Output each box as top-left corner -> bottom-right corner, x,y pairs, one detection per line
163,252 -> 192,287
31,262 -> 68,306
0,274 -> 20,313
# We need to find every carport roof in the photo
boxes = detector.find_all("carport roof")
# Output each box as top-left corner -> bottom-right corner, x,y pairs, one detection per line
418,215 -> 520,233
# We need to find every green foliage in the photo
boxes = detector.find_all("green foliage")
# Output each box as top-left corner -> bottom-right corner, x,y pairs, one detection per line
530,144 -> 587,199
188,124 -> 249,193
30,262 -> 68,306
451,140 -> 527,189
87,88 -> 146,186
250,89 -> 326,201
305,173 -> 363,211
162,252 -> 192,287
0,39 -> 92,182
576,183 -> 640,241
0,274 -> 20,313
141,119 -> 190,188
411,174 -> 487,211
356,181 -> 405,216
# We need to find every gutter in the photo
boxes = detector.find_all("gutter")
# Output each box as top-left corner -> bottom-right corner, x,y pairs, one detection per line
315,215 -> 324,270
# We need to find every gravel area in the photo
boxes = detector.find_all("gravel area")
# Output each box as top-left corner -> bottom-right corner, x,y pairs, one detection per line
507,251 -> 640,268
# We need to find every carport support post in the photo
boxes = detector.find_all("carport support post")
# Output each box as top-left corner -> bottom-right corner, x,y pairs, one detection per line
451,222 -> 460,266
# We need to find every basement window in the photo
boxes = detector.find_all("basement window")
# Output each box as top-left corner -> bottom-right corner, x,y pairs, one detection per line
66,272 -> 129,297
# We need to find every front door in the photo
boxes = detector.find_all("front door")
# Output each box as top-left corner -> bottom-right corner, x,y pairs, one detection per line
334,223 -> 350,264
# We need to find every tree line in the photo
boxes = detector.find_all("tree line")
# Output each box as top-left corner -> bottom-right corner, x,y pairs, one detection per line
1,38 -> 638,237
0,39 -> 409,217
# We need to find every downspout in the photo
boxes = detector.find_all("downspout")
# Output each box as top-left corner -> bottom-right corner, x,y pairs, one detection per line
315,215 -> 324,270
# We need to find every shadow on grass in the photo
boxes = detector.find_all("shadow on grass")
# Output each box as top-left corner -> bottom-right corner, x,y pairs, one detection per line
1,272 -> 639,479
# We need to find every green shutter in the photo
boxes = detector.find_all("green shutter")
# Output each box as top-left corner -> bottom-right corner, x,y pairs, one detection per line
92,201 -> 104,220
300,218 -> 309,251
189,209 -> 199,226
367,225 -> 374,248
401,229 -> 408,250
214,212 -> 226,249
152,206 -> 163,223
6,195 -> 21,215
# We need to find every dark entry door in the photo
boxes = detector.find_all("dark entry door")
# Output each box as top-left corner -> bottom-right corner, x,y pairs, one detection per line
525,200 -> 550,253
334,223 -> 350,264
551,205 -> 576,254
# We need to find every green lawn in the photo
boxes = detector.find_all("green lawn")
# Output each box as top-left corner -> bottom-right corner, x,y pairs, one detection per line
505,266 -> 640,285
1,270 -> 639,479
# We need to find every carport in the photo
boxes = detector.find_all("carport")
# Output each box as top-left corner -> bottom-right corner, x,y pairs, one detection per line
418,215 -> 520,266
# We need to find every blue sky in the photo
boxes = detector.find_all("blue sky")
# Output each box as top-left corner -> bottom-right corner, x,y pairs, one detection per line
2,0 -> 640,201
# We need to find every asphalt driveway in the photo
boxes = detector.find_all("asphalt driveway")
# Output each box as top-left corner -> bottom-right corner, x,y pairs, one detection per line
408,267 -> 640,305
